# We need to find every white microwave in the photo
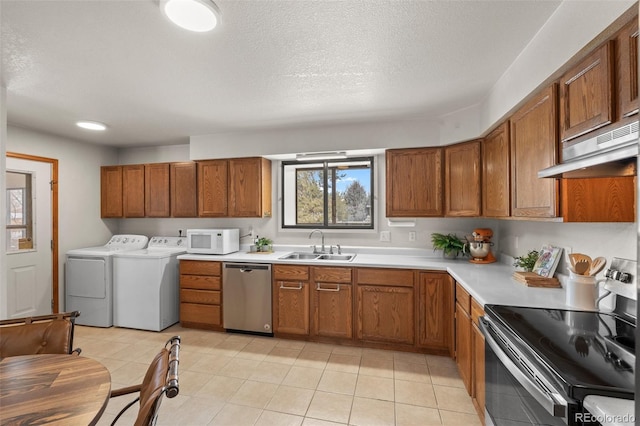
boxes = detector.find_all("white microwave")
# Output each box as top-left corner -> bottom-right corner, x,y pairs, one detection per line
186,229 -> 240,255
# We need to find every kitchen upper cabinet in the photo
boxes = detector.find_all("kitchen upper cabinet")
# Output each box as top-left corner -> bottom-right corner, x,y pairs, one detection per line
482,122 -> 510,217
444,140 -> 481,217
455,283 -> 472,395
386,148 -> 443,217
145,163 -> 170,217
197,160 -> 228,217
198,157 -> 272,218
356,268 -> 415,345
123,165 -> 145,218
170,162 -> 198,217
229,157 -> 272,218
560,42 -> 614,142
311,267 -> 353,340
616,18 -> 639,120
510,85 -> 559,218
273,265 -> 310,336
100,166 -> 123,218
179,260 -> 223,330
562,176 -> 636,222
417,272 -> 454,355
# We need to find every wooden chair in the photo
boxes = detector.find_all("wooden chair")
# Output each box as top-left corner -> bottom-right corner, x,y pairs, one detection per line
0,311 -> 81,359
109,335 -> 181,426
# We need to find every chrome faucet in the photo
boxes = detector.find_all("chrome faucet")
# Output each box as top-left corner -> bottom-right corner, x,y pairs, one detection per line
308,229 -> 325,254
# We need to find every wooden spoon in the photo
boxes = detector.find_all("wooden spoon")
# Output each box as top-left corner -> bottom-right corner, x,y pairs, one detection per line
588,257 -> 606,276
573,259 -> 590,275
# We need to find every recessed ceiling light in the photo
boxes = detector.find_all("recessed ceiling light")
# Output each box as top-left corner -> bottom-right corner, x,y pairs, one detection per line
76,121 -> 107,131
160,0 -> 220,32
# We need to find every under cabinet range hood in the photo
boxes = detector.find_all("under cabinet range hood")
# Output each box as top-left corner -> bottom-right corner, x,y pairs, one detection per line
538,121 -> 638,178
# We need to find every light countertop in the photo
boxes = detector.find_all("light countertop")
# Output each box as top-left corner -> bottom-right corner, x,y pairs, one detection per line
178,247 -> 573,309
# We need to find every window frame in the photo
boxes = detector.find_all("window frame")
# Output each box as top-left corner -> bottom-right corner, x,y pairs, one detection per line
281,156 -> 375,230
6,172 -> 33,252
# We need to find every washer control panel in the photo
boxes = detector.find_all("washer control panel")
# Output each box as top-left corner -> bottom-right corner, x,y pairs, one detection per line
148,236 -> 187,248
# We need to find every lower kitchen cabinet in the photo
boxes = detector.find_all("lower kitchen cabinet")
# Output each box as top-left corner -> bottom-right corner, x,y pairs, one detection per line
471,299 -> 486,423
455,282 -> 473,394
273,265 -> 310,336
356,268 -> 415,345
417,272 -> 454,355
179,260 -> 223,330
311,267 -> 353,339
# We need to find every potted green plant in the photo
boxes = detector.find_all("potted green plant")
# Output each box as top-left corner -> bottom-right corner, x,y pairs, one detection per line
430,233 -> 466,258
513,249 -> 539,272
255,236 -> 273,252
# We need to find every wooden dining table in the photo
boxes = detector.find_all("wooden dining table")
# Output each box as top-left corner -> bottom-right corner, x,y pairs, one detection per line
0,354 -> 111,425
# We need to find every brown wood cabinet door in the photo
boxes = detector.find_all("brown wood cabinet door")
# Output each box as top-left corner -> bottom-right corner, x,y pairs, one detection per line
445,140 -> 481,217
472,322 -> 485,422
229,157 -> 271,217
482,122 -> 510,217
617,19 -> 639,119
145,163 -> 170,217
455,301 -> 472,394
197,160 -> 228,217
123,165 -> 145,217
312,282 -> 353,339
510,85 -> 559,218
273,280 -> 310,335
560,42 -> 614,141
171,162 -> 197,217
357,284 -> 414,345
100,166 -> 123,218
417,272 -> 454,354
561,176 -> 635,222
386,148 -> 443,217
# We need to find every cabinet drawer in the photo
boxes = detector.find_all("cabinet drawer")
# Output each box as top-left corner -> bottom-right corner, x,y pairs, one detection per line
274,264 -> 309,281
180,289 -> 221,305
180,260 -> 221,276
180,303 -> 221,325
455,282 -> 471,314
312,267 -> 352,283
356,268 -> 414,287
471,298 -> 484,327
180,275 -> 221,290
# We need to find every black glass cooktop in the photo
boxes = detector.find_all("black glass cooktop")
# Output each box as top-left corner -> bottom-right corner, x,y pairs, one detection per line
485,305 -> 635,400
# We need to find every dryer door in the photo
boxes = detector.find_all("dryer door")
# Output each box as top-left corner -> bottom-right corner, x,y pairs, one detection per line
66,257 -> 107,298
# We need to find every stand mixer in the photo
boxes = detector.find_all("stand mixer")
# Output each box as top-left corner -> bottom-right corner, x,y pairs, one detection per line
466,228 -> 496,264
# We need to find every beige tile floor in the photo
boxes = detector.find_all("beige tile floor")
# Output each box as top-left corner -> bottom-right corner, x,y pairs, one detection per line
75,324 -> 481,426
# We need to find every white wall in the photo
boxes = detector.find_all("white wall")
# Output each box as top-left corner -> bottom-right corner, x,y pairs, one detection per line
0,87 -> 7,318
6,125 -> 119,310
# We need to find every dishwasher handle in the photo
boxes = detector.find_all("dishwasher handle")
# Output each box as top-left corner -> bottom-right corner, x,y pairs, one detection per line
224,262 -> 271,273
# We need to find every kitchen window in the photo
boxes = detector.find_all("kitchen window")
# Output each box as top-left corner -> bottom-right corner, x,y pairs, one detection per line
6,171 -> 33,251
281,157 -> 374,229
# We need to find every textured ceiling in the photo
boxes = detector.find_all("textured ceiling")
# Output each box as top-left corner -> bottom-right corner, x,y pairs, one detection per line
2,0 -> 563,147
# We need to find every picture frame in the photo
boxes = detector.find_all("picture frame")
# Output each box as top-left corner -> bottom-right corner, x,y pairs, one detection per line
532,245 -> 563,278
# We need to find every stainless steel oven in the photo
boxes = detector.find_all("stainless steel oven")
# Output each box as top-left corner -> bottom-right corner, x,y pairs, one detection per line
481,258 -> 636,426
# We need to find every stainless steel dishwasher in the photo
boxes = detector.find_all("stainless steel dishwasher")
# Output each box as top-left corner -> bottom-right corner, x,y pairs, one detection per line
222,262 -> 273,336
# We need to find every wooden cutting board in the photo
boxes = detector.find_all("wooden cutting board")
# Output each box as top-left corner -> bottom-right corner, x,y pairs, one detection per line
512,271 -> 561,288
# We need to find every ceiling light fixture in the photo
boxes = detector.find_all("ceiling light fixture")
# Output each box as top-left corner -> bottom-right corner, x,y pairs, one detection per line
160,0 -> 220,32
76,120 -> 107,131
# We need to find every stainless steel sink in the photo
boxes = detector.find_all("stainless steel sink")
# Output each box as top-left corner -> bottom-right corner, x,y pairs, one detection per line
279,252 -> 320,260
279,252 -> 356,262
317,254 -> 356,261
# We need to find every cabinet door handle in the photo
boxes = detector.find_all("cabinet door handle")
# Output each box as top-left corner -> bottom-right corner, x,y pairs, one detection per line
280,282 -> 303,290
316,283 -> 340,292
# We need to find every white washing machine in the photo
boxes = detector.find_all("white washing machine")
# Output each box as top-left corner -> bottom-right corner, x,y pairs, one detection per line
65,235 -> 149,327
113,236 -> 187,331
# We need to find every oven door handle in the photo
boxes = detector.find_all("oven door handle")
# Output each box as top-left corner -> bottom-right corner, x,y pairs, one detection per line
479,318 -> 568,419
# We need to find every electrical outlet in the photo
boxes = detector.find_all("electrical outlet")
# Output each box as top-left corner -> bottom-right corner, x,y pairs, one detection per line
380,231 -> 391,242
248,225 -> 254,237
409,231 -> 416,242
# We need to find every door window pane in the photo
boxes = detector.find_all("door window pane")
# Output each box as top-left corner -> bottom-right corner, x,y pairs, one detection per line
6,171 -> 33,251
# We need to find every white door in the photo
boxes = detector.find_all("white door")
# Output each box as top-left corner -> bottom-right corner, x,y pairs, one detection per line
5,157 -> 52,317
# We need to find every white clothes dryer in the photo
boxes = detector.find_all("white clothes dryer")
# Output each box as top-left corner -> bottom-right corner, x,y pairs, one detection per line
113,236 -> 187,331
65,235 -> 149,327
